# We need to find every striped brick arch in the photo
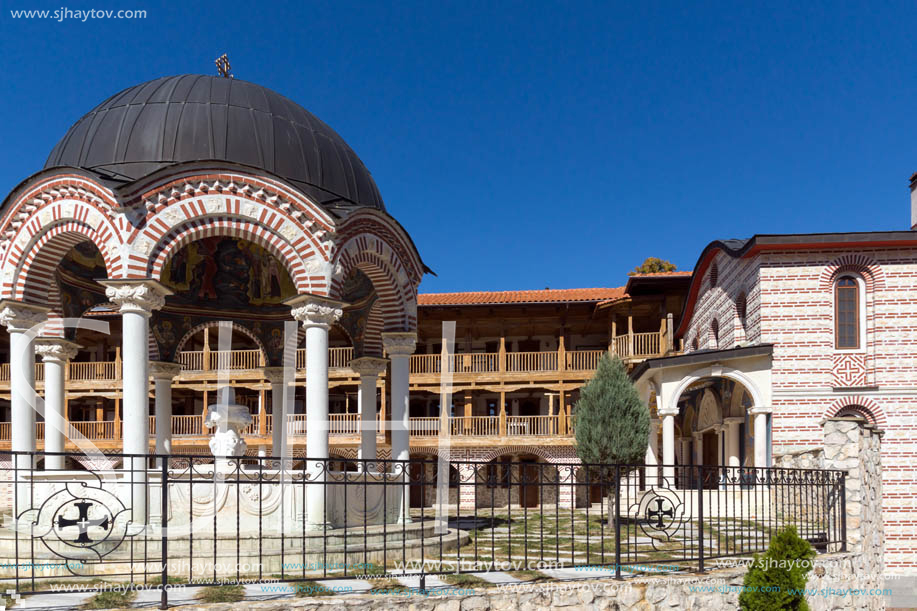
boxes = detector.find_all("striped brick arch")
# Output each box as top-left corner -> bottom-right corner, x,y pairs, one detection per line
823,397 -> 887,428
143,217 -> 315,295
4,222 -> 117,337
332,237 -> 418,334
174,321 -> 268,360
818,254 -> 886,292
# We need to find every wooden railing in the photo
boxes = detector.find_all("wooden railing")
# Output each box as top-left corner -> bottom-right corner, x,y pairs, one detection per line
172,415 -> 204,436
506,351 -> 558,372
611,331 -> 664,359
409,417 -> 441,437
565,349 -> 604,371
0,363 -> 46,381
506,415 -> 556,436
68,420 -> 119,440
329,413 -> 359,435
69,361 -> 119,381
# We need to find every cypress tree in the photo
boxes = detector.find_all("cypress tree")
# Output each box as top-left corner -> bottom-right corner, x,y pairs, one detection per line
574,354 -> 649,522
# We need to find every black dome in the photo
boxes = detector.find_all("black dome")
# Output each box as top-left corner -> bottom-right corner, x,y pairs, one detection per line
45,75 -> 385,211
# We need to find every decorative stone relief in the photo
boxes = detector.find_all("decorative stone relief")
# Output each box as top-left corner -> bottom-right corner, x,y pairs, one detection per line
290,299 -> 343,329
0,303 -> 49,332
381,332 -> 417,356
103,282 -> 167,314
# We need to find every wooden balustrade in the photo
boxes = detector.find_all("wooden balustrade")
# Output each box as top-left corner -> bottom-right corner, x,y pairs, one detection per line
506,415 -> 555,436
209,349 -> 263,370
410,354 -> 440,374
286,414 -> 308,436
68,361 -> 119,380
329,413 -> 359,435
329,347 -> 354,369
171,415 -> 203,436
177,351 -> 204,371
506,351 -> 558,372
565,349 -> 604,371
0,363 -> 47,381
409,417 -> 441,437
68,420 -> 120,440
611,331 -> 664,358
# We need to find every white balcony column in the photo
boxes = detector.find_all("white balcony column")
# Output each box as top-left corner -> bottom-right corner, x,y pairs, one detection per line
725,417 -> 742,469
749,406 -> 772,468
264,367 -> 286,459
288,295 -> 344,530
0,301 -> 49,472
150,362 -> 181,468
101,280 -> 170,525
34,338 -> 80,470
382,331 -> 417,524
658,408 -> 678,484
350,357 -> 388,469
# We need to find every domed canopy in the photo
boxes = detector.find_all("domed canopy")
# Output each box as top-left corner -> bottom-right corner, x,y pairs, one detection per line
45,74 -> 385,211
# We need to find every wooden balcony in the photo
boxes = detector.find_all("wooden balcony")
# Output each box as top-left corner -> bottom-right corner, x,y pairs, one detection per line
0,414 -> 575,446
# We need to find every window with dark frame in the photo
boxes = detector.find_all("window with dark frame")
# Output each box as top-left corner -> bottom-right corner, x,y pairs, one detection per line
835,277 -> 859,349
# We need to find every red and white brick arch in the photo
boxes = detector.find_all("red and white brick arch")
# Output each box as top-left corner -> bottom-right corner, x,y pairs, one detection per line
823,396 -> 887,428
174,320 -> 268,360
126,184 -> 334,295
817,254 -> 886,292
0,180 -> 122,335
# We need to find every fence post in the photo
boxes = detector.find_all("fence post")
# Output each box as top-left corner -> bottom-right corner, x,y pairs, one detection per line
840,472 -> 847,553
160,457 -> 169,610
614,464 -> 622,580
697,464 -> 705,573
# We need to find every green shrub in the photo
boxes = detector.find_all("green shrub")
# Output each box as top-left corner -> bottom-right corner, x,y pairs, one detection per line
83,590 -> 137,609
196,584 -> 245,603
739,526 -> 816,610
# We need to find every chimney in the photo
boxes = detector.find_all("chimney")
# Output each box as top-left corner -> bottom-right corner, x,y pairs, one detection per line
911,173 -> 917,229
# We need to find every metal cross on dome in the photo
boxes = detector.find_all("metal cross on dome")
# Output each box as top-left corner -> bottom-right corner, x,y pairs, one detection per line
215,54 -> 232,78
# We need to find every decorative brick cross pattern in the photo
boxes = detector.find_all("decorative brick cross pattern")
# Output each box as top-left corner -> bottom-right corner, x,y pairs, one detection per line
833,354 -> 867,388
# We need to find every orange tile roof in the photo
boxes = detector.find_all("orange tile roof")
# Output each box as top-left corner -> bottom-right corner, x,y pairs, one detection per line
418,287 -> 626,306
627,271 -> 693,278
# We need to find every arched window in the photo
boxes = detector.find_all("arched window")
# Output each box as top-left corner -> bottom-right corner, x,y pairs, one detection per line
710,319 -> 719,349
736,292 -> 747,329
835,275 -> 862,349
709,261 -> 719,288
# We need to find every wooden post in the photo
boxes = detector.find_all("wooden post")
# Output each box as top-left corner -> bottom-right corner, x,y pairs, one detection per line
667,313 -> 675,353
498,336 -> 506,373
558,389 -> 566,435
464,390 -> 472,433
558,335 -> 566,372
114,397 -> 121,440
115,347 -> 122,380
627,314 -> 634,357
610,319 -> 617,354
202,328 -> 211,372
660,318 -> 667,357
258,389 -> 267,435
499,390 -> 507,436
548,393 -> 555,435
201,389 -> 209,431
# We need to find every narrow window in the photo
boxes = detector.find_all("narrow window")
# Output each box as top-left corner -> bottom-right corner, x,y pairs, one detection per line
835,277 -> 859,349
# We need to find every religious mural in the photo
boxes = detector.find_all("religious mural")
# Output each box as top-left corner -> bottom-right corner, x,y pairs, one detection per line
337,269 -> 378,357
161,238 -> 296,309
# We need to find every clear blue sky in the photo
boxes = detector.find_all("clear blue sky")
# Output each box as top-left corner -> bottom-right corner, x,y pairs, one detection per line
2,1 -> 915,293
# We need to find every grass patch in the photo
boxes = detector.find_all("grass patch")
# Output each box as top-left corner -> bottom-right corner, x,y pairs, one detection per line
439,573 -> 493,588
83,590 -> 137,609
196,584 -> 245,603
508,569 -> 548,581
146,575 -> 187,585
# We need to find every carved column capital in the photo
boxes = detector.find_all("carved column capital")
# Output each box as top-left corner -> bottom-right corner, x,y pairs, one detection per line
350,356 -> 388,378
263,366 -> 287,385
0,300 -> 49,333
382,332 -> 417,357
286,294 -> 345,330
34,338 -> 81,363
149,361 -> 182,380
99,280 -> 171,317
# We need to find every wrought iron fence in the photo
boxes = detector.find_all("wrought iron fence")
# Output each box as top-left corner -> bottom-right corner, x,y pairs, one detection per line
0,451 -> 846,608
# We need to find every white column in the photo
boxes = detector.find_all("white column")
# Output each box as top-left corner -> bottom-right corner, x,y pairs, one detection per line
101,280 -> 169,525
645,418 -> 659,486
0,301 -> 49,472
658,408 -> 677,484
289,295 -> 344,530
150,362 -> 181,467
34,339 -> 80,470
725,417 -> 742,469
693,432 -> 703,465
382,332 -> 416,524
264,367 -> 286,459
750,407 -> 771,468
350,357 -> 388,469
